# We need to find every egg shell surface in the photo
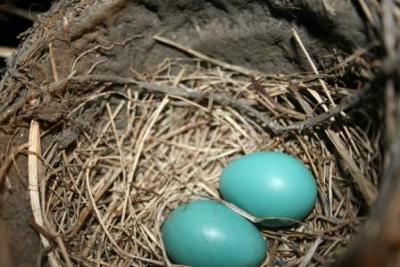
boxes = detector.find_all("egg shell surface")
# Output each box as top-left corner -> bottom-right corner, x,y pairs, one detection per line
219,151 -> 318,227
162,199 -> 267,267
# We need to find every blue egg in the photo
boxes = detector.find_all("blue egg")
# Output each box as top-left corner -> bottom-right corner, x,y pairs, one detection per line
219,151 -> 318,227
162,199 -> 267,267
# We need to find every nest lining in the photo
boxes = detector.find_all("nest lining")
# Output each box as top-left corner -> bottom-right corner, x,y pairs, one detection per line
42,57 -> 380,267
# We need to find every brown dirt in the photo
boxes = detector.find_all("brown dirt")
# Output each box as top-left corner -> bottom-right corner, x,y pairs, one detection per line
0,130 -> 40,267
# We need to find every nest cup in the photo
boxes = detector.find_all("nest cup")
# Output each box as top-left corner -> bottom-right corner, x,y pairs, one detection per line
0,1 -> 387,266
41,56 -> 379,266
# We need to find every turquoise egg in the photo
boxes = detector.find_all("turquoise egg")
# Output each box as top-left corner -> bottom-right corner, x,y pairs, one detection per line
162,199 -> 267,267
219,151 -> 318,227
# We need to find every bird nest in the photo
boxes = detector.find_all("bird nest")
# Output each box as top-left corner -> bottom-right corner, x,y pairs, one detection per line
39,53 -> 380,266
2,1 -> 395,266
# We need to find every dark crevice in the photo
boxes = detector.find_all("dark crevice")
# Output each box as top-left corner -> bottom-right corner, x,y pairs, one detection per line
0,0 -> 55,74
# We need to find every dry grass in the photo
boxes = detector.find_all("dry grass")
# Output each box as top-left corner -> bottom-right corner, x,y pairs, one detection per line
41,54 -> 381,266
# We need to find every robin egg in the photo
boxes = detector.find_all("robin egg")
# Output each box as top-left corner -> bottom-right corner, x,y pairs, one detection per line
219,151 -> 318,227
162,199 -> 267,267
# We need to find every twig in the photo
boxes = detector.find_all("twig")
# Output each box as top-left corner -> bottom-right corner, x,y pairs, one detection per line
69,173 -> 124,235
30,217 -> 57,241
299,237 -> 323,267
48,42 -> 59,82
85,167 -> 128,258
358,0 -> 378,26
155,195 -> 177,267
32,216 -> 83,267
0,4 -> 38,21
277,52 -> 400,132
0,144 -> 29,192
48,74 -> 279,133
0,47 -> 15,59
382,0 -> 397,56
84,168 -> 164,265
28,120 -> 61,267
62,17 -> 71,45
291,28 -> 335,107
327,129 -> 377,205
69,35 -> 143,76
276,90 -> 364,132
322,0 -> 335,15
122,97 -> 169,225
153,35 -> 260,76
276,28 -> 400,133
